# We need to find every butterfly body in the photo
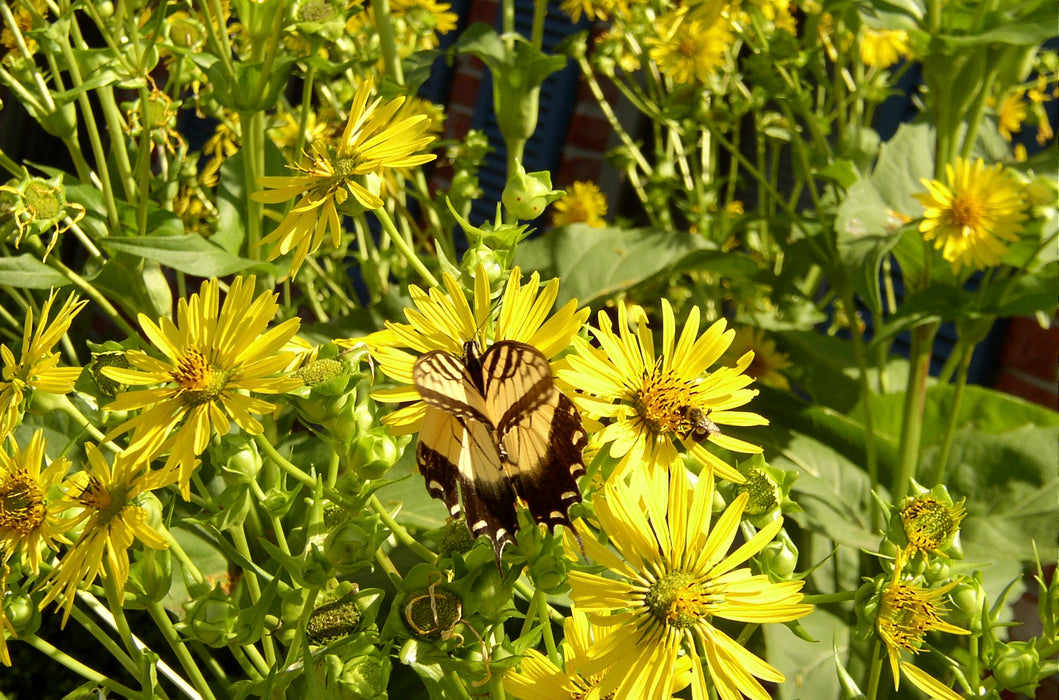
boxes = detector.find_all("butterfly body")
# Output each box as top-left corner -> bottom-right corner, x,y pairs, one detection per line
413,340 -> 586,565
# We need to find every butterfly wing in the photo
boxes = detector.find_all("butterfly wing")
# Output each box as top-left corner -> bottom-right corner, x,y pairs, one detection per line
413,349 -> 519,562
480,341 -> 587,533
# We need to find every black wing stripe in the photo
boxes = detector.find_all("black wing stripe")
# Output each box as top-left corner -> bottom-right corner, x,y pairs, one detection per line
414,351 -> 492,425
482,342 -> 556,437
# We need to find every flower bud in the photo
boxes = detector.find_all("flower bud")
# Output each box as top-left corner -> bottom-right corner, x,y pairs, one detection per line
220,437 -> 263,486
318,648 -> 390,699
757,530 -> 799,579
438,518 -> 475,559
502,161 -> 563,221
951,578 -> 988,633
307,593 -> 363,645
180,587 -> 239,647
4,589 -> 39,636
990,640 -> 1040,696
90,351 -> 131,397
348,430 -> 399,480
402,586 -> 462,641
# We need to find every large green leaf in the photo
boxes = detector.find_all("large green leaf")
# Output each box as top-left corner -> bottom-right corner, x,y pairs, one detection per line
835,123 -> 936,313
0,255 -> 71,289
515,225 -> 737,307
99,234 -> 271,278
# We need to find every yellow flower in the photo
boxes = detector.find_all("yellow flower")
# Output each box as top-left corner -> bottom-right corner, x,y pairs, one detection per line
351,266 -> 588,435
913,157 -> 1028,273
38,444 -> 170,624
859,28 -> 911,69
0,0 -> 45,62
253,78 -> 438,279
900,493 -> 966,560
567,466 -> 812,700
200,114 -> 241,186
558,300 -> 765,483
0,174 -> 87,260
504,609 -> 692,699
560,0 -> 627,22
0,430 -> 71,575
723,327 -> 792,390
0,291 -> 87,440
390,0 -> 458,50
875,555 -> 968,699
997,90 -> 1028,141
102,276 -> 302,498
647,7 -> 732,85
551,181 -> 608,228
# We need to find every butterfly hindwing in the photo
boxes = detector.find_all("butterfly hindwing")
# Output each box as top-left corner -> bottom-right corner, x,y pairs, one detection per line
503,390 -> 587,531
413,340 -> 586,566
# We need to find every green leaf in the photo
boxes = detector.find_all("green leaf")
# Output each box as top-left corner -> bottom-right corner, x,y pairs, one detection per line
835,123 -> 936,312
0,255 -> 71,289
983,263 -> 1059,317
768,607 -> 852,700
98,235 -> 271,277
514,224 -> 720,307
835,177 -> 899,314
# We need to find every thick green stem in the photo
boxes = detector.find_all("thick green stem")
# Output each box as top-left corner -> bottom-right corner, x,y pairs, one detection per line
147,601 -> 219,700
369,494 -> 438,563
373,0 -> 404,84
22,635 -> 142,698
891,321 -> 939,500
932,344 -> 973,486
241,109 -> 266,256
374,207 -> 438,286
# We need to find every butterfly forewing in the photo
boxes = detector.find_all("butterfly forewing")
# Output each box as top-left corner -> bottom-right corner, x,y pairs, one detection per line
412,340 -> 586,566
413,350 -> 490,425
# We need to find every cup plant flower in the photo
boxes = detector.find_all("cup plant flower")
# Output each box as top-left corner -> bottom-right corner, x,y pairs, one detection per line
0,0 -> 1055,699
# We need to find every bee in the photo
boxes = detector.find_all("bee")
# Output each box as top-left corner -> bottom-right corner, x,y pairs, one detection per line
676,405 -> 721,443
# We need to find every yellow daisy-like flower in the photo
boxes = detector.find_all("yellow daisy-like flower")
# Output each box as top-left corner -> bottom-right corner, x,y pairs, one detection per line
38,444 -> 170,625
560,0 -> 628,23
899,493 -> 966,560
567,466 -> 812,700
647,7 -> 732,85
0,291 -> 87,440
558,300 -> 765,483
859,28 -> 911,69
390,0 -> 458,50
0,430 -> 71,575
350,265 -> 589,435
102,276 -> 302,498
913,157 -> 1028,273
551,181 -> 608,228
723,327 -> 792,391
997,89 -> 1028,142
504,609 -> 692,699
875,555 -> 968,700
253,78 -> 438,279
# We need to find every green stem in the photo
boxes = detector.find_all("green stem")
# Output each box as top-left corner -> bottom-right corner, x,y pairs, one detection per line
841,285 -> 880,528
68,603 -> 140,678
534,586 -> 559,666
241,109 -> 266,256
374,207 -> 438,286
932,344 -> 973,486
368,494 -> 438,563
22,635 -> 142,699
147,601 -> 219,700
865,640 -> 884,700
891,321 -> 939,500
373,0 -> 404,84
